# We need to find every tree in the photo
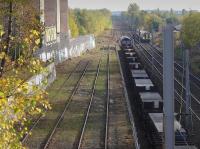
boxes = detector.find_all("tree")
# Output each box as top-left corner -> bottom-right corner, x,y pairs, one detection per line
128,3 -> 140,16
69,10 -> 79,38
182,12 -> 200,48
127,3 -> 140,28
166,16 -> 179,25
144,14 -> 162,31
72,8 -> 112,35
0,0 -> 50,148
170,8 -> 174,16
182,9 -> 187,15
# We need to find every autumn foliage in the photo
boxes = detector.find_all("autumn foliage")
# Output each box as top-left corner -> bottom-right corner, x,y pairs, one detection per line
69,8 -> 112,37
0,0 -> 50,148
182,12 -> 200,48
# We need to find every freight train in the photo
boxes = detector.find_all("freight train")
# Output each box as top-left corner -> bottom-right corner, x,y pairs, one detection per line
119,36 -> 197,149
119,36 -> 133,49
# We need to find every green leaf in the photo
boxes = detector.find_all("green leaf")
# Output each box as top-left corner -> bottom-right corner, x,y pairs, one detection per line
0,91 -> 4,98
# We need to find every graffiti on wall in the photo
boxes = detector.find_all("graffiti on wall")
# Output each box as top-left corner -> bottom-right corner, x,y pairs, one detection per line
45,26 -> 57,46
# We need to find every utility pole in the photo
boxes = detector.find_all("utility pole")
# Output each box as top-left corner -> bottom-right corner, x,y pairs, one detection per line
163,25 -> 174,149
57,0 -> 61,34
185,48 -> 192,131
40,0 -> 45,24
138,29 -> 141,43
151,23 -> 154,45
56,0 -> 61,63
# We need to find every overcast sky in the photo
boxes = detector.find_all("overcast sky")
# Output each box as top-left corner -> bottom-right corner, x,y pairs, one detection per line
68,0 -> 200,11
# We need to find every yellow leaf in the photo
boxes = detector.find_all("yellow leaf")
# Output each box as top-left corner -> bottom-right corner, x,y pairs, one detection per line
35,39 -> 40,45
31,30 -> 39,36
0,30 -> 4,36
0,91 -> 4,98
0,52 -> 5,59
24,38 -> 29,43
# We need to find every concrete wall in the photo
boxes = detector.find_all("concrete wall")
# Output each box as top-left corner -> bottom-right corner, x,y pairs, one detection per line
36,34 -> 96,63
27,63 -> 56,89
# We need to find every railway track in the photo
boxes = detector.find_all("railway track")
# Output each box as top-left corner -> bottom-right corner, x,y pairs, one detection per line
113,26 -> 200,147
114,29 -> 198,147
75,45 -> 134,149
146,43 -> 200,94
43,51 -> 108,148
23,61 -> 91,148
24,31 -> 135,149
105,49 -> 110,149
74,50 -> 110,149
132,36 -> 200,118
149,43 -> 200,87
42,61 -> 90,149
22,60 -> 83,144
132,33 -> 200,95
108,47 -> 135,149
132,36 -> 200,147
76,57 -> 103,149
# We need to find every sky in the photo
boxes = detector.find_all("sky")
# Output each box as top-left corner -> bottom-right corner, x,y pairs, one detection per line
68,0 -> 200,11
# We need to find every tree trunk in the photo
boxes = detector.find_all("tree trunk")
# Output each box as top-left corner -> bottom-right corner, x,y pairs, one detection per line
0,2 -> 12,77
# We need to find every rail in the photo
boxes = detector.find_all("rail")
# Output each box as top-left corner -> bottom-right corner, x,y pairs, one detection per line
105,48 -> 110,149
21,60 -> 82,144
134,39 -> 200,106
77,57 -> 102,149
133,41 -> 200,122
148,43 -> 200,93
43,61 -> 89,149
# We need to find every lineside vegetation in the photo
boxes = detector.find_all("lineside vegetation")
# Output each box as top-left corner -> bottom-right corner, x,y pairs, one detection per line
0,0 -> 50,148
69,8 -> 112,37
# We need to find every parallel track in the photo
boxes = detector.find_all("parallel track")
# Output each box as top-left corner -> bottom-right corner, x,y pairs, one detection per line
76,57 -> 102,149
76,49 -> 111,149
135,39 -> 200,120
43,61 -> 90,149
132,36 -> 200,120
147,43 -> 200,93
21,61 -> 83,144
105,49 -> 110,149
149,43 -> 200,88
